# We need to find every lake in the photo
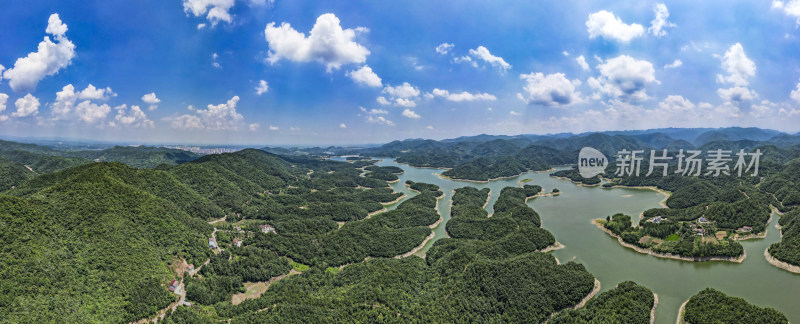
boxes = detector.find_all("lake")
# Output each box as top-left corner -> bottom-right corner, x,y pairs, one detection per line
365,158 -> 800,323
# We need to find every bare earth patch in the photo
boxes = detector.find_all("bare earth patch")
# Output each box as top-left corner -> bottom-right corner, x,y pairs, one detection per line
231,269 -> 300,305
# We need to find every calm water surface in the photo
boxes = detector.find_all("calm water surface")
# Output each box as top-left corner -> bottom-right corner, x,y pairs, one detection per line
337,157 -> 799,323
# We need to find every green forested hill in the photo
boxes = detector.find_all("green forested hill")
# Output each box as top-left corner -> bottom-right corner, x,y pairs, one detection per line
682,288 -> 787,323
169,184 -> 594,323
0,140 -> 201,171
10,162 -> 226,220
0,149 -> 88,174
769,208 -> 800,266
0,157 -> 36,190
0,163 -> 213,323
66,145 -> 200,168
549,281 -> 655,323
0,151 -> 425,322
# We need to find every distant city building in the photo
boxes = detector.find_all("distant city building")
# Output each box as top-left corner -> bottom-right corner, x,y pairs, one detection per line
233,238 -> 242,247
164,145 -> 242,155
260,224 -> 276,234
209,237 -> 217,249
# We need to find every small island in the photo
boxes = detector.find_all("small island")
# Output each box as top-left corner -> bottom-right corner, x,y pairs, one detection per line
551,168 -> 602,186
594,213 -> 745,262
678,288 -> 788,324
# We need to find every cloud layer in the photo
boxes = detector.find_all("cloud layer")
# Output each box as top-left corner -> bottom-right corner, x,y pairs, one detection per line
3,14 -> 75,92
265,13 -> 370,71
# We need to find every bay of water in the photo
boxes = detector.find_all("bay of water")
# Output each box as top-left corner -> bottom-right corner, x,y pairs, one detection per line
361,158 -> 800,323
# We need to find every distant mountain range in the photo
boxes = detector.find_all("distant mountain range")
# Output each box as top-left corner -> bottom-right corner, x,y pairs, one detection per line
259,127 -> 800,181
263,127 -> 800,156
2,127 -> 800,184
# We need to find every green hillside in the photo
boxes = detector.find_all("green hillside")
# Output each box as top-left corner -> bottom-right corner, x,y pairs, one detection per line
0,163 -> 213,323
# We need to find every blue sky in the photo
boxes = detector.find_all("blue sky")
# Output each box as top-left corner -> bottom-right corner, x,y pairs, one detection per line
1,0 -> 799,145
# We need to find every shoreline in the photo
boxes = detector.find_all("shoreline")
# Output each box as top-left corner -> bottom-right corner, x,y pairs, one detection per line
733,212 -> 772,241
676,299 -> 688,324
651,293 -> 659,324
393,160 -> 450,170
381,193 -> 407,206
540,241 -> 565,253
429,217 -> 443,229
405,190 -> 445,258
438,168 -> 555,183
764,248 -> 800,274
551,175 -> 602,187
396,231 -> 436,259
573,278 -> 602,309
592,219 -> 745,263
530,191 -> 562,198
366,207 -> 386,219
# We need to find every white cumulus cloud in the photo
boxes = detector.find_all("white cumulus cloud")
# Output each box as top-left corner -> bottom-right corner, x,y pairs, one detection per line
75,100 -> 111,123
366,115 -> 394,126
648,3 -> 676,37
142,92 -> 161,110
142,92 -> 161,104
182,0 -> 235,26
249,123 -> 260,131
716,43 -> 756,86
431,89 -> 497,102
264,13 -> 370,72
346,65 -> 382,87
773,0 -> 800,25
13,94 -> 40,118
383,82 -> 420,98
402,109 -> 420,119
212,53 -> 221,69
79,84 -> 116,100
791,82 -> 800,104
717,86 -> 758,103
576,55 -> 590,71
658,95 -> 695,112
49,84 -> 116,120
169,96 -> 245,130
468,46 -> 511,71
381,82 -> 421,107
394,98 -> 416,107
51,84 -> 77,119
376,96 -> 391,105
361,107 -> 388,115
586,10 -> 644,43
517,72 -> 582,107
588,55 -> 658,102
3,14 -> 76,92
255,80 -> 269,95
435,43 -> 454,55
664,59 -> 683,69
113,105 -> 154,128
0,93 -> 8,121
